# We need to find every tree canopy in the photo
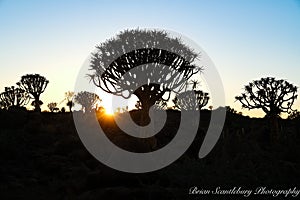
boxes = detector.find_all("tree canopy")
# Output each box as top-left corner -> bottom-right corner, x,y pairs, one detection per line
235,77 -> 297,118
88,29 -> 202,123
17,74 -> 49,112
0,86 -> 29,109
74,91 -> 101,113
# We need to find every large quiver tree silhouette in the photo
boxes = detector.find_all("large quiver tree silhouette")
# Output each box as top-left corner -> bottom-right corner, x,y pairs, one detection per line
89,29 -> 201,124
0,86 -> 29,109
235,77 -> 298,142
17,74 -> 49,112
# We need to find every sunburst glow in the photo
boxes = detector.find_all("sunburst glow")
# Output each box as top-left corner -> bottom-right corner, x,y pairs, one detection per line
104,107 -> 114,115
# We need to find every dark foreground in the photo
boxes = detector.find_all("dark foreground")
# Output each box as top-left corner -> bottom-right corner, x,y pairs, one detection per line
0,109 -> 299,199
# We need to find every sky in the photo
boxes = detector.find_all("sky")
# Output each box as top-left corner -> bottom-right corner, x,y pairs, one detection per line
0,0 -> 299,117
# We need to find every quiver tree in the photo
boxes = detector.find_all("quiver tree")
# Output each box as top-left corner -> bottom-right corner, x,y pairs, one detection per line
89,29 -> 202,124
17,74 -> 49,112
288,110 -> 300,120
154,100 -> 168,110
64,91 -> 75,112
235,77 -> 298,142
47,102 -> 58,112
0,86 -> 29,109
173,80 -> 209,111
74,91 -> 101,113
173,90 -> 209,111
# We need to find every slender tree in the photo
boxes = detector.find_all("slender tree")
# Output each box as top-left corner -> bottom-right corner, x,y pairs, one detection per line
17,74 -> 49,112
190,79 -> 201,90
89,29 -> 201,124
235,77 -> 298,141
0,86 -> 29,109
64,91 -> 75,112
74,91 -> 101,113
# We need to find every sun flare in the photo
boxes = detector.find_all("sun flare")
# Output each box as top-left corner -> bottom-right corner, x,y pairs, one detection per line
104,107 -> 114,115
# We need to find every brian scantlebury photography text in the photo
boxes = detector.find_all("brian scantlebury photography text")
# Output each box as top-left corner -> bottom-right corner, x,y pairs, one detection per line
189,186 -> 300,197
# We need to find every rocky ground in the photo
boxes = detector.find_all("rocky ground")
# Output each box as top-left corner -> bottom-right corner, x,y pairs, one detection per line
0,109 -> 299,199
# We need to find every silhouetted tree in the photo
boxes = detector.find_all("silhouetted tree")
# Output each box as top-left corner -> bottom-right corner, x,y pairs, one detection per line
74,91 -> 101,113
154,100 -> 168,110
63,91 -> 74,112
17,74 -> 49,112
172,96 -> 179,110
288,110 -> 300,120
226,106 -> 237,114
174,90 -> 209,111
173,78 -> 209,111
190,79 -> 201,90
89,29 -> 201,124
47,102 -> 58,112
0,86 -> 29,109
235,77 -> 298,141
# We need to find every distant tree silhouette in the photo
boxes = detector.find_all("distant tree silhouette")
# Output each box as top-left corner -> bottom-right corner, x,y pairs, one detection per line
172,96 -> 179,110
63,91 -> 75,112
173,90 -> 209,111
47,102 -> 58,112
89,29 -> 201,124
0,86 -> 29,109
235,77 -> 298,141
226,106 -> 237,114
173,79 -> 209,111
17,74 -> 49,112
154,100 -> 168,110
190,79 -> 201,90
74,91 -> 101,113
288,110 -> 300,120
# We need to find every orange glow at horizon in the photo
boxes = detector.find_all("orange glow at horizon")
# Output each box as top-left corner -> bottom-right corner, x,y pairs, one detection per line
104,107 -> 114,115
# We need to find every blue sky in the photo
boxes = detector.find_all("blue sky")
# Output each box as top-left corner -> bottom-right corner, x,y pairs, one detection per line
0,0 -> 299,117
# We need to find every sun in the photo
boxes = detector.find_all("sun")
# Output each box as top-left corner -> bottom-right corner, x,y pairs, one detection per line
104,107 -> 114,115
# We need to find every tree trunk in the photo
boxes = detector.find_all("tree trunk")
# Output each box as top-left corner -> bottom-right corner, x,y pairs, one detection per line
34,98 -> 41,112
134,84 -> 163,126
269,115 -> 280,143
139,98 -> 154,126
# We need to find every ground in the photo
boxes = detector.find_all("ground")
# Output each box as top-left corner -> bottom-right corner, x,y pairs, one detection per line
0,109 -> 299,199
